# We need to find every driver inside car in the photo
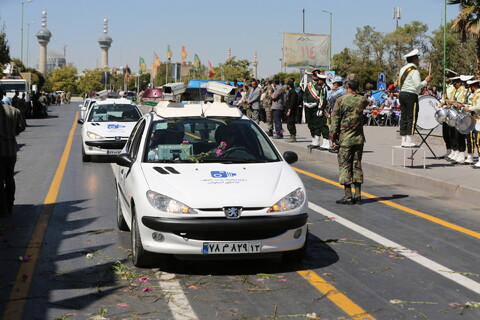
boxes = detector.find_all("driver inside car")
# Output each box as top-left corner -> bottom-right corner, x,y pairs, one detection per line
214,124 -> 255,159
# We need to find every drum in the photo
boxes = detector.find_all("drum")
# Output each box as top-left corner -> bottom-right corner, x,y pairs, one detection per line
435,108 -> 449,123
476,119 -> 480,132
456,113 -> 476,134
446,108 -> 459,127
417,95 -> 441,130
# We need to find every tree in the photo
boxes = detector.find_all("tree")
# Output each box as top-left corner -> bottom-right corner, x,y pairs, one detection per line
217,57 -> 251,81
77,69 -> 105,94
428,22 -> 476,87
0,19 -> 10,69
448,0 -> 480,76
49,64 -> 78,93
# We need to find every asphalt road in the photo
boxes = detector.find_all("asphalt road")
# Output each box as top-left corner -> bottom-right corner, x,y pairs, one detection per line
0,103 -> 479,320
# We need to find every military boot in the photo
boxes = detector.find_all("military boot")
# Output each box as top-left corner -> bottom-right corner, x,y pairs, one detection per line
287,135 -> 297,143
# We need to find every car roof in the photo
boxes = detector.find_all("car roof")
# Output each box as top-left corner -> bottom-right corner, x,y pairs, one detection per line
151,101 -> 242,119
95,98 -> 135,106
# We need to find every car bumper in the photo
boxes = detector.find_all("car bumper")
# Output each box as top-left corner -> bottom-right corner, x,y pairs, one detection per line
138,213 -> 308,255
85,140 -> 127,149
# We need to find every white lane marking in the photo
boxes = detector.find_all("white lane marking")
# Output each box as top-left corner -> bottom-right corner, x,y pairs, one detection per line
156,272 -> 199,320
110,164 -> 198,319
308,202 -> 480,295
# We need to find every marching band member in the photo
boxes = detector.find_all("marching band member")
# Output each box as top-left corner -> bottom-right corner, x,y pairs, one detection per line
439,69 -> 458,159
461,79 -> 480,168
398,49 -> 431,147
442,76 -> 465,163
449,75 -> 471,164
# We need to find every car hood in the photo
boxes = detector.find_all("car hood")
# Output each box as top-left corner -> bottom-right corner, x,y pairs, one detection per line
84,121 -> 137,138
140,162 -> 304,208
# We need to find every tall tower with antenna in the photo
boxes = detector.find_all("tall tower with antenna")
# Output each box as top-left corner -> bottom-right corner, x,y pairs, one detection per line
36,10 -> 51,74
98,18 -> 113,68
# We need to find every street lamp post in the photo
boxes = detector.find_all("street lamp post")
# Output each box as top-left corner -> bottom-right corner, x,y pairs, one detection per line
26,21 -> 35,68
20,0 -> 33,64
321,9 -> 332,70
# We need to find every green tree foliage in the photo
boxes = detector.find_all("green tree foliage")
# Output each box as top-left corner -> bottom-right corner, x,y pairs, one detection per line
333,21 -> 429,91
8,58 -> 46,91
77,69 -> 104,94
217,57 -> 251,82
448,0 -> 480,76
270,72 -> 301,84
49,64 -> 78,93
429,22 -> 476,87
0,19 -> 10,69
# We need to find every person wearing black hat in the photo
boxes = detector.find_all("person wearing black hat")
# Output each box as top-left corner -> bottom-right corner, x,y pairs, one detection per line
303,70 -> 329,149
398,49 -> 431,147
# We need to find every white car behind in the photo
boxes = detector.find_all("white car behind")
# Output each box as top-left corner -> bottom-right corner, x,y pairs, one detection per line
78,98 -> 141,162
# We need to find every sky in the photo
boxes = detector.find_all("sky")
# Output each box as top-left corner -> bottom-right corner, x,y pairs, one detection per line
0,0 -> 460,78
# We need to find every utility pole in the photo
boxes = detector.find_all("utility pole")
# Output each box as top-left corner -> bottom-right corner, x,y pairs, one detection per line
302,8 -> 305,33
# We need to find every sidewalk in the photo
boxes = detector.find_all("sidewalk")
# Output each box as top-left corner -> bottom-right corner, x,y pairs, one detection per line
262,122 -> 480,206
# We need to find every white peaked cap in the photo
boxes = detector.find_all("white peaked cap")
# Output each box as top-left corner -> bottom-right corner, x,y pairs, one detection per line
460,75 -> 474,82
403,49 -> 419,59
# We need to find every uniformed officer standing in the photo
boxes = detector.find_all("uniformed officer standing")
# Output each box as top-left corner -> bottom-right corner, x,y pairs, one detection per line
303,70 -> 329,149
398,49 -> 431,147
445,76 -> 469,163
439,69 -> 458,159
329,74 -> 368,205
462,79 -> 480,167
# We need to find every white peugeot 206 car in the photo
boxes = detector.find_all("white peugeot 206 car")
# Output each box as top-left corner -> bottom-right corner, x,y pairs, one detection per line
114,85 -> 308,267
78,98 -> 142,162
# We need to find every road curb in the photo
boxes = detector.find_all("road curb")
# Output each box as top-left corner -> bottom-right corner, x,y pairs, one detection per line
274,140 -> 480,206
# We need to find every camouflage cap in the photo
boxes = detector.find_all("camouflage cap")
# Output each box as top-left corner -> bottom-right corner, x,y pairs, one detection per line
346,74 -> 358,82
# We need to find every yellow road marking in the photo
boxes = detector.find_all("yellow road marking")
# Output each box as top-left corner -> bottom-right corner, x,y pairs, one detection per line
294,167 -> 480,239
2,114 -> 78,320
297,270 -> 376,320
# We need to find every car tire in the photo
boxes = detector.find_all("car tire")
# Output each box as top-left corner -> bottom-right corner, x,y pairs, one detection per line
282,235 -> 308,263
82,145 -> 91,162
116,186 -> 129,231
131,208 -> 155,268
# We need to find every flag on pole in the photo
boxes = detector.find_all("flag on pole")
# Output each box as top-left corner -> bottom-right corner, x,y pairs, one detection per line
208,60 -> 215,78
167,45 -> 172,61
193,54 -> 200,72
124,65 -> 131,83
152,52 -> 161,78
181,46 -> 187,65
139,57 -> 146,75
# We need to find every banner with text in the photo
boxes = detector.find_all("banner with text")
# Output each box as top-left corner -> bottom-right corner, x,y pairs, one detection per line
282,32 -> 330,69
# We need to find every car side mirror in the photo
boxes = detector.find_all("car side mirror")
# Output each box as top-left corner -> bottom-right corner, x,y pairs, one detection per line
116,153 -> 133,167
77,119 -> 84,125
79,104 -> 83,108
283,151 -> 298,164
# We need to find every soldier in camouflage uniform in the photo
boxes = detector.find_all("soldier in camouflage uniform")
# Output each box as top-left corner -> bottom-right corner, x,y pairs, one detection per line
329,74 -> 368,205
262,80 -> 274,136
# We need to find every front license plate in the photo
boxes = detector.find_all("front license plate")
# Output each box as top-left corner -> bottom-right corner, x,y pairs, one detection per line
107,150 -> 121,155
202,242 -> 262,254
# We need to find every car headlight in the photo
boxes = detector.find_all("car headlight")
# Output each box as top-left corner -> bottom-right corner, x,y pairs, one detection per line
268,188 -> 305,213
86,131 -> 104,140
146,190 -> 197,214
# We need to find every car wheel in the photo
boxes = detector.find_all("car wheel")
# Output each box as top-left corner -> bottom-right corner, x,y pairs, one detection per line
82,144 -> 91,162
131,208 -> 155,268
116,186 -> 129,231
282,236 -> 308,263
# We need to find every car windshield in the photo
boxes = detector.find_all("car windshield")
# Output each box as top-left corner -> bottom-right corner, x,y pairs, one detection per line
144,118 -> 281,163
87,104 -> 140,122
